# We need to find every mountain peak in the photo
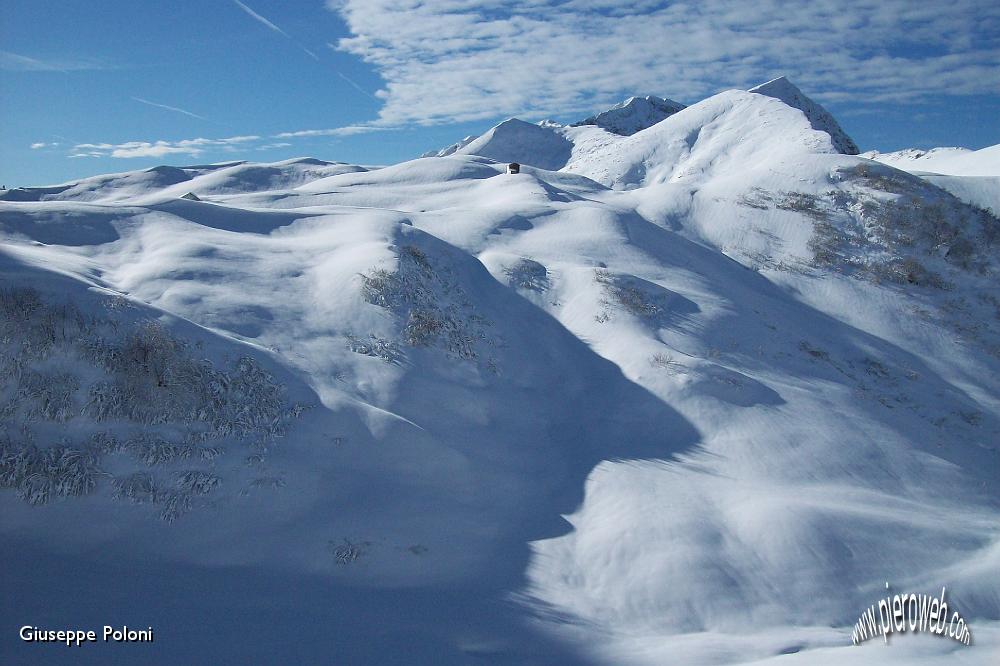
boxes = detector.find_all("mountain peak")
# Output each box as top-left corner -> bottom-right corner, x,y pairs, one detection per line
748,77 -> 859,154
572,95 -> 686,136
453,117 -> 573,170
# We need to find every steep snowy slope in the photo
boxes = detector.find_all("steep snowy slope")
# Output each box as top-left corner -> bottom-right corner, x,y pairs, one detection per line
572,95 -> 686,135
2,91 -> 999,665
748,76 -> 860,154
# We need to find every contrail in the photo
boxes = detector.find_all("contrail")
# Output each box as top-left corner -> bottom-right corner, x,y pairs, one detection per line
232,0 -> 290,38
231,1 -> 373,100
131,97 -> 208,121
336,71 -> 375,99
232,1 -> 323,62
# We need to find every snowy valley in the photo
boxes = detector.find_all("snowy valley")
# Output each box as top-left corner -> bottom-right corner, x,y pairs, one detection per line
2,78 -> 999,665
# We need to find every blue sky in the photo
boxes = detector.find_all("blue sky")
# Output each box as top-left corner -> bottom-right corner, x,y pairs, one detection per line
2,0 -> 998,187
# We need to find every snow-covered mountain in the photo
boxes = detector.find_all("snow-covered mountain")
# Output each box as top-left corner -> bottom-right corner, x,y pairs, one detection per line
2,82 -> 999,665
862,144 -> 1000,177
451,117 -> 575,170
572,95 -> 686,135
748,76 -> 860,155
420,134 -> 478,158
563,88 -> 840,188
0,157 -> 367,204
859,145 -> 1000,215
426,78 -> 860,174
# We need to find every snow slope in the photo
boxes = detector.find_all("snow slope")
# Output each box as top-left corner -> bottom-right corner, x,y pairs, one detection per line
0,157 -> 367,204
863,144 -> 1000,177
748,76 -> 860,155
421,134 -> 478,158
859,146 -> 1000,213
452,118 -> 575,170
2,88 -> 999,665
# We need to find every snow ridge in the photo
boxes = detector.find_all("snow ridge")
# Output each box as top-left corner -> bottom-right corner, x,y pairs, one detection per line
572,95 -> 686,135
748,76 -> 860,155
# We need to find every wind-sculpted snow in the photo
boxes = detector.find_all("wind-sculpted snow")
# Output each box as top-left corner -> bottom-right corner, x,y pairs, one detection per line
2,87 -> 999,665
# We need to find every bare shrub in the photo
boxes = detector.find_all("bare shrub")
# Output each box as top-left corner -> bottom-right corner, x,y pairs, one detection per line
504,259 -> 549,291
346,333 -> 402,363
175,470 -> 221,495
20,370 -> 80,422
112,472 -> 158,503
360,245 -> 494,364
775,192 -> 828,220
650,352 -> 686,374
1,287 -> 306,517
0,437 -> 104,505
596,270 -> 668,319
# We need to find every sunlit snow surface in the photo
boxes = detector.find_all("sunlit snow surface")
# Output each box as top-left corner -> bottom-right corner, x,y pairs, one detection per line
2,91 -> 999,665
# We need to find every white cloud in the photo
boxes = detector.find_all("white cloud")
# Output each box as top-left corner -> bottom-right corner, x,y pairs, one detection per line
328,0 -> 1000,126
73,135 -> 261,159
30,142 -> 47,149
66,124 -> 391,161
273,124 -> 393,138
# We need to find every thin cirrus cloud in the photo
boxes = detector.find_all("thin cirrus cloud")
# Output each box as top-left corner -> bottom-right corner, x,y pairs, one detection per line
64,125 -> 387,159
71,135 -> 261,159
273,124 -> 392,138
328,0 -> 1000,127
0,49 -> 113,72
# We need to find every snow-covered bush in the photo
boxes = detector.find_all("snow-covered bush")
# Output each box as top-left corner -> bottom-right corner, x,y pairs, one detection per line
346,333 -> 402,363
361,245 -> 495,364
175,470 -> 221,495
0,286 -> 305,519
111,469 -> 220,522
249,476 -> 285,490
112,472 -> 159,504
504,258 -> 549,291
774,191 -> 829,220
330,538 -> 369,565
0,437 -> 104,506
740,173 -> 999,288
650,352 -> 686,374
20,370 -> 80,422
596,270 -> 671,321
